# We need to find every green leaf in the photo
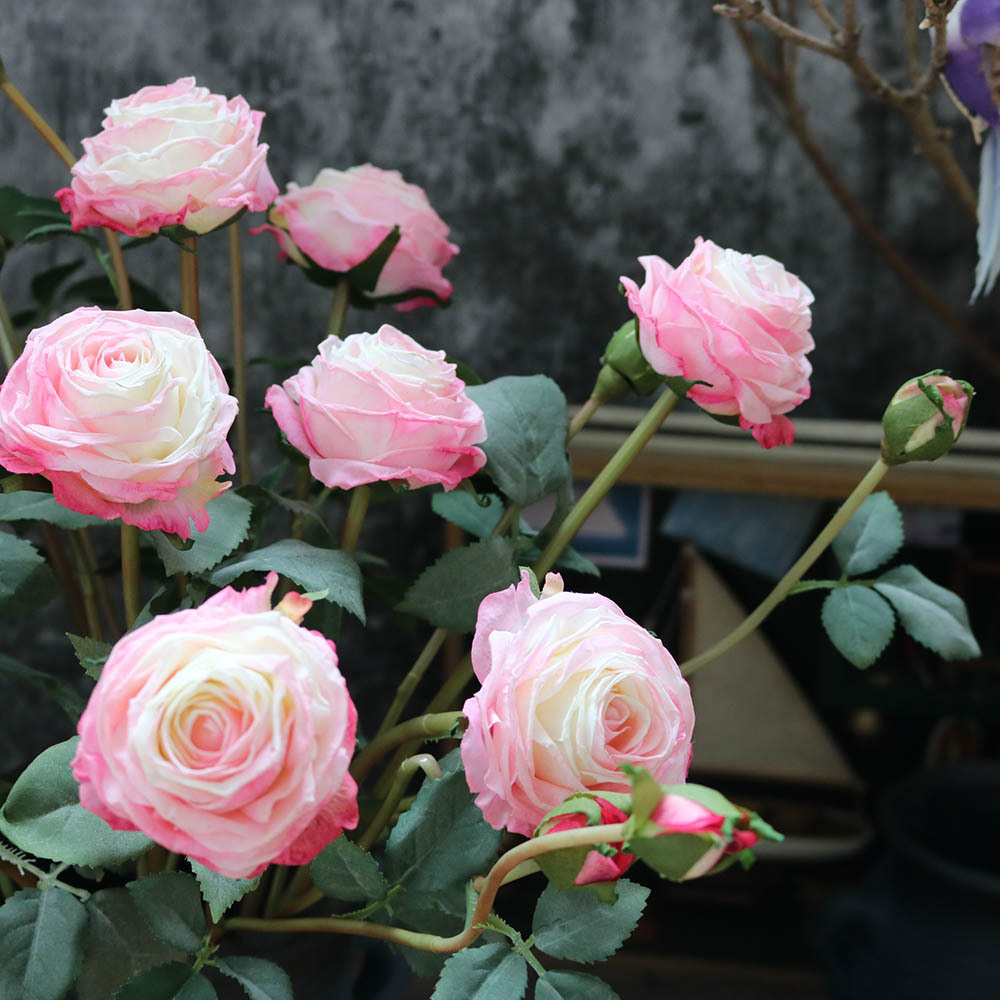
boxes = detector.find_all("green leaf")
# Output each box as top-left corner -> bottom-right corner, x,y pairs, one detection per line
626,832 -> 717,881
66,634 -> 112,682
61,275 -> 171,312
117,964 -> 217,1000
431,490 -> 508,538
311,836 -> 388,904
188,860 -> 260,923
0,187 -> 67,245
531,879 -> 649,963
150,492 -> 252,575
0,737 -> 152,867
30,259 -> 86,307
76,888 -> 185,1000
0,887 -> 88,1000
128,873 -> 207,953
821,585 -> 896,669
347,225 -> 401,292
831,492 -> 904,575
0,651 -> 87,722
874,565 -> 981,660
0,530 -> 50,601
208,540 -> 365,622
397,537 -> 520,633
431,942 -> 527,1000
0,489 -> 103,529
466,376 -> 571,508
214,956 -> 293,1000
536,971 -> 621,1000
661,374 -> 713,401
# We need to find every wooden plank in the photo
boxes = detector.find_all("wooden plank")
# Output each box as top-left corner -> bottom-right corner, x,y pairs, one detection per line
569,407 -> 1000,509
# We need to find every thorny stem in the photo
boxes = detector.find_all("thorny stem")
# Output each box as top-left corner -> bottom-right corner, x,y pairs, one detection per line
227,823 -> 629,953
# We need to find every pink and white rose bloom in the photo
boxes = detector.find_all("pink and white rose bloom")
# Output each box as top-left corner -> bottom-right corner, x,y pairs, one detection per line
621,237 -> 815,448
0,307 -> 236,539
461,571 -> 695,837
72,573 -> 359,879
56,77 -> 278,237
253,165 -> 458,309
266,324 -> 487,491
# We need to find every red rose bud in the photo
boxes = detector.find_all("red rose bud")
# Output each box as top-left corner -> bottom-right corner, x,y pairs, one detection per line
881,371 -> 974,465
543,797 -> 635,886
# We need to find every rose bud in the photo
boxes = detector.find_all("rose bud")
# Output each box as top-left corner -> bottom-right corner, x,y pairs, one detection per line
536,796 -> 635,888
461,570 -> 694,838
881,371 -> 974,465
620,238 -> 814,447
253,164 -> 458,310
266,325 -> 487,491
56,78 -> 278,237
590,318 -> 664,404
72,573 -> 358,879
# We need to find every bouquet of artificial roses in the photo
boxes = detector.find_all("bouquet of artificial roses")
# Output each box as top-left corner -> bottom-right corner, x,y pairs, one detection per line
0,68 -> 980,1000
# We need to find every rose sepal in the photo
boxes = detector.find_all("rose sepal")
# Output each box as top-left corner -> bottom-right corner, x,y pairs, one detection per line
594,319 -> 665,401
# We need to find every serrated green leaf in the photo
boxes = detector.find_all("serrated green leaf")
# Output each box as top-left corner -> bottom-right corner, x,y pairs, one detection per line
0,887 -> 88,1000
0,530 -> 48,601
128,873 -> 207,953
66,633 -> 112,681
431,490 -> 508,538
0,737 -> 152,867
0,650 -> 87,722
188,860 -> 260,923
311,836 -> 388,904
116,963 -> 217,1000
466,376 -> 571,508
874,565 -> 981,660
821,585 -> 896,669
385,751 -> 502,892
150,492 -> 252,575
397,537 -> 520,633
76,888 -> 185,1000
208,540 -> 364,622
831,493 -> 904,575
535,970 -> 621,1000
214,956 -> 293,1000
431,942 -> 527,1000
531,879 -> 649,963
0,490 -> 103,529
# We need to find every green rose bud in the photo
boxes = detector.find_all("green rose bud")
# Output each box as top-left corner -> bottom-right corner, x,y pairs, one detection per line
591,318 -> 663,403
881,371 -> 974,465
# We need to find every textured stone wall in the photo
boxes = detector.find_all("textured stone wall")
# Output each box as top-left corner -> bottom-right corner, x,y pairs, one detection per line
0,0 -> 991,422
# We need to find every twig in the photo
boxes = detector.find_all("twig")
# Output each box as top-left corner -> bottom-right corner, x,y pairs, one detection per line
714,2 -> 841,57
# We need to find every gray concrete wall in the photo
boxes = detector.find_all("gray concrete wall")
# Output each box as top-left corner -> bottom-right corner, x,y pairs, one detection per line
0,0 -> 990,421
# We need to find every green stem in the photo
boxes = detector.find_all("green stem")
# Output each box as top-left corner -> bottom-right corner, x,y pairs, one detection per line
358,753 -> 441,851
121,524 -> 142,629
567,396 -> 603,441
103,230 -> 133,309
680,457 -> 890,676
79,529 -> 121,638
532,388 -> 680,579
373,628 -> 448,740
229,223 -> 250,484
263,866 -> 291,919
179,237 -> 199,326
327,278 -> 350,337
350,711 -> 462,785
67,530 -> 102,640
340,485 -> 370,554
227,822 -> 628,954
289,465 -> 312,541
0,289 -> 20,369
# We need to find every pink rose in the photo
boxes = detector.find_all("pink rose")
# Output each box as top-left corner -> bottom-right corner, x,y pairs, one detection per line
0,307 -> 236,539
265,324 -> 487,491
649,793 -> 760,880
72,573 -> 358,879
541,797 -> 635,886
621,237 -> 815,448
252,165 -> 458,309
56,77 -> 278,237
461,571 -> 695,837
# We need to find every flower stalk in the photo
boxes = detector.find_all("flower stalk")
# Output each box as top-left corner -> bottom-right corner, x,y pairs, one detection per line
350,710 -> 462,784
680,456 -> 891,676
327,277 -> 350,337
340,485 -> 370,554
121,524 -> 142,629
229,222 -> 251,483
357,753 -> 441,852
180,237 -> 200,326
